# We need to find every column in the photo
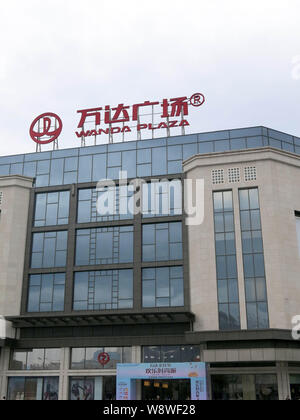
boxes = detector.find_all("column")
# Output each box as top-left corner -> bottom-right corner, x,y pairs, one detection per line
0,347 -> 10,399
277,362 -> 290,400
59,347 -> 70,401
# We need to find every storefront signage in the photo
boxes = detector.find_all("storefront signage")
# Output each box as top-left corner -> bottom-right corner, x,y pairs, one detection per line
76,93 -> 205,139
116,362 -> 207,401
29,93 -> 205,148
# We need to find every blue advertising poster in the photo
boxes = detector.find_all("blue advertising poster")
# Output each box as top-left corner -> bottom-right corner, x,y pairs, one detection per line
117,362 -> 207,401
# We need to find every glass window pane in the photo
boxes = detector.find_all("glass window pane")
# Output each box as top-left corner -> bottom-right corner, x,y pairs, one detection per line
10,351 -> 27,370
218,280 -> 228,304
256,277 -> 267,301
250,210 -> 261,230
219,304 -> 229,330
143,280 -> 155,308
215,233 -> 226,255
58,191 -> 70,220
252,231 -> 263,253
170,277 -> 184,307
143,224 -> 155,244
249,189 -> 259,209
225,232 -> 236,254
118,270 -> 133,300
78,200 -> 91,223
247,303 -> 258,329
169,222 -> 182,242
213,193 -> 223,212
227,256 -> 237,278
228,279 -> 239,302
119,232 -> 133,263
216,256 -> 227,279
214,214 -> 224,233
156,270 -> 169,298
27,349 -> 44,370
242,231 -> 252,254
229,304 -> 241,329
245,278 -> 256,302
75,234 -> 90,265
223,192 -> 233,211
44,349 -> 61,370
27,285 -> 40,312
143,346 -> 161,363
240,211 -> 251,230
224,213 -> 234,232
239,190 -> 249,210
243,255 -> 254,277
42,377 -> 59,400
78,156 -> 92,183
53,284 -> 65,311
257,303 -> 269,329
71,349 -> 85,370
50,159 -> 64,186
8,377 -> 25,400
74,272 -> 89,303
254,254 -> 265,277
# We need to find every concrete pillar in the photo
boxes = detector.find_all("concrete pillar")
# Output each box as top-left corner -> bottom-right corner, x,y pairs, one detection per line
132,346 -> 142,400
132,346 -> 141,363
0,347 -> 10,399
277,362 -> 290,400
59,348 -> 70,401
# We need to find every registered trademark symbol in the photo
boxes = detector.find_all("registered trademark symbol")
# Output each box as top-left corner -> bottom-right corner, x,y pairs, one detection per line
190,93 -> 205,107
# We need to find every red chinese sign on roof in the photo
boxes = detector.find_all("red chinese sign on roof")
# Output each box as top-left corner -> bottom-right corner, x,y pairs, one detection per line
75,93 -> 205,140
29,93 -> 205,149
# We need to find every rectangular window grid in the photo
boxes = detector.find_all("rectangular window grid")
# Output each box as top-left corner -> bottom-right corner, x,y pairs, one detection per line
1,128 -> 300,187
142,266 -> 184,308
34,191 -> 70,227
142,222 -> 183,262
73,269 -> 133,310
10,348 -> 61,370
143,345 -> 201,363
27,273 -> 66,312
77,185 -> 135,223
239,188 -> 269,329
31,231 -> 68,268
142,180 -> 182,218
70,347 -> 132,370
7,377 -> 59,400
75,226 -> 133,266
213,190 -> 241,330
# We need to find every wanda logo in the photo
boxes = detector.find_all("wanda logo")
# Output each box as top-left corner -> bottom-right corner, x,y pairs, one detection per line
30,112 -> 63,144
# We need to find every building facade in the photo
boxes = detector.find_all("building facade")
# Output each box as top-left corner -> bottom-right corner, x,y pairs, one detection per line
0,126 -> 300,400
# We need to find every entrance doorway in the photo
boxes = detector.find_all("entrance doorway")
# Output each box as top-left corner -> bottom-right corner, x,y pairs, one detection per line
142,379 -> 190,401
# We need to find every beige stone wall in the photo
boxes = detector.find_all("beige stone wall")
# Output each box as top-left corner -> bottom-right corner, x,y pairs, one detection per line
0,176 -> 33,317
183,148 -> 300,331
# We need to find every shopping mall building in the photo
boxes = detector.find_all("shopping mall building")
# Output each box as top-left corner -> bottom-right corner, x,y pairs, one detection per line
0,125 -> 300,400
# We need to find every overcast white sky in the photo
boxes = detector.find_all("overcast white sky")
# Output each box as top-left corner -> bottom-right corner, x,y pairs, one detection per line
0,0 -> 299,155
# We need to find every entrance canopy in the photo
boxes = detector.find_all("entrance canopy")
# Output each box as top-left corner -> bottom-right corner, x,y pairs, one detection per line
117,362 -> 207,400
